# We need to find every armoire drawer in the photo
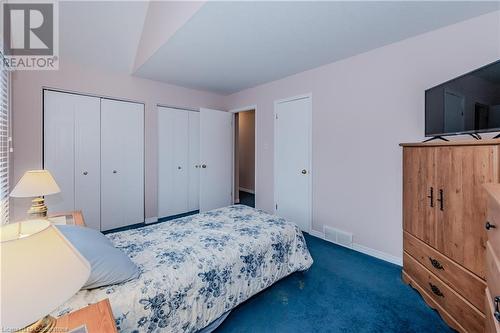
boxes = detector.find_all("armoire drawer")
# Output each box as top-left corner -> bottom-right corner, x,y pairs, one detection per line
485,288 -> 500,333
403,253 -> 485,333
404,231 -> 485,312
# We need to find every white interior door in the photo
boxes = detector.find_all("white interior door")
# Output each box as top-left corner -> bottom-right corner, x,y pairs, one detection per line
101,99 -> 144,231
74,95 -> 101,230
274,96 -> 311,232
158,107 -> 189,217
199,108 -> 233,211
188,111 -> 200,211
44,91 -> 76,213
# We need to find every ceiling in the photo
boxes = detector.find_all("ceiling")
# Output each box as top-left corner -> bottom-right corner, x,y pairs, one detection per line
59,1 -> 500,95
59,1 -> 148,73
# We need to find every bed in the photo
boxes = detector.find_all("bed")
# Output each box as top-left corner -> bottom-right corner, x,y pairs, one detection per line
54,205 -> 314,332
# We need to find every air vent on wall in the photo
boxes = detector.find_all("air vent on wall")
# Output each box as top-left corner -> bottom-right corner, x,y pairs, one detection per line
324,226 -> 353,248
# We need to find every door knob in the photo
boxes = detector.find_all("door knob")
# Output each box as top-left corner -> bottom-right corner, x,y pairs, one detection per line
195,165 -> 199,168
83,171 -> 88,176
202,164 -> 207,169
113,170 -> 117,174
178,166 -> 182,170
301,169 -> 307,174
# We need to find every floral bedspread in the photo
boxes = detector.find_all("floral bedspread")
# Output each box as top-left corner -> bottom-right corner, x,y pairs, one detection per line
54,205 -> 313,332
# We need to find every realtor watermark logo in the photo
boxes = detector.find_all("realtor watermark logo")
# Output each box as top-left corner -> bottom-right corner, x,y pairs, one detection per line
2,1 -> 59,70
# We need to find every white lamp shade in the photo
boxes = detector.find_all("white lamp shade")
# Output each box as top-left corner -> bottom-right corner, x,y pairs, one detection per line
10,170 -> 61,197
0,220 -> 90,330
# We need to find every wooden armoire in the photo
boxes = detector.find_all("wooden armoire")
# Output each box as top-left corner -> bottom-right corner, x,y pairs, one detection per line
401,140 -> 500,333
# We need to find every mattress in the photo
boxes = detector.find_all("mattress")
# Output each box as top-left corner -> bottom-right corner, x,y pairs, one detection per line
54,205 -> 314,332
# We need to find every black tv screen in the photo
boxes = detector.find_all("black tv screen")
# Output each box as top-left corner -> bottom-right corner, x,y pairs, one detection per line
425,60 -> 500,137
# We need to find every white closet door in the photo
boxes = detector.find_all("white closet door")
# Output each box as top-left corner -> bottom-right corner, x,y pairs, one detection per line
199,108 -> 233,212
44,91 -> 76,213
74,97 -> 101,230
274,96 -> 312,232
188,111 -> 200,211
158,107 -> 189,217
101,99 -> 144,231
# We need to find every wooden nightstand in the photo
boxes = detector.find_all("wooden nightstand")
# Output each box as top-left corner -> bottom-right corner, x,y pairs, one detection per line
55,299 -> 117,333
48,210 -> 86,227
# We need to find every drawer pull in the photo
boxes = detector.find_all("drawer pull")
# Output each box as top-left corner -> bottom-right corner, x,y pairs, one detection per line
429,283 -> 444,297
427,187 -> 434,208
428,257 -> 444,270
437,189 -> 444,211
486,221 -> 497,230
495,296 -> 500,322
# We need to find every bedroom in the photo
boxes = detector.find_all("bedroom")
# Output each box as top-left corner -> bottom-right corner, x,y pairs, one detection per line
1,1 -> 500,332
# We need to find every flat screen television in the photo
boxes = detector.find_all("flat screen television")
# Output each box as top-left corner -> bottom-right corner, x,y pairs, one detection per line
425,60 -> 500,138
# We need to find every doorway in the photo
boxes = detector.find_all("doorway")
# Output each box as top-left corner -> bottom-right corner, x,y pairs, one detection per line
234,109 -> 255,208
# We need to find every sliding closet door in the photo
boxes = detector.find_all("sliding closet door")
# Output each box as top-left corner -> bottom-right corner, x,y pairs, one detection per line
44,91 -> 76,213
74,97 -> 101,230
158,107 -> 189,217
199,108 -> 233,212
274,96 -> 312,232
101,99 -> 144,231
188,111 -> 200,211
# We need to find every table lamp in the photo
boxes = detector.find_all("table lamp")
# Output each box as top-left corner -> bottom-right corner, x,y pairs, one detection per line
0,219 -> 90,332
10,170 -> 61,218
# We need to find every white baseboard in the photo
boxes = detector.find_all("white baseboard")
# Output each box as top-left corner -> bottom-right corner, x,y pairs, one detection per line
351,243 -> 402,266
239,187 -> 255,194
308,229 -> 324,239
145,216 -> 158,224
306,229 -> 402,266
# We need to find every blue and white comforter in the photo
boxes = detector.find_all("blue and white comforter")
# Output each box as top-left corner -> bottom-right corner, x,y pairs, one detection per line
55,205 -> 313,332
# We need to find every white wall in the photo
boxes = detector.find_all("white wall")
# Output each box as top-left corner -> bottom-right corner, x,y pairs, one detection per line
223,11 -> 500,262
11,60 -> 225,221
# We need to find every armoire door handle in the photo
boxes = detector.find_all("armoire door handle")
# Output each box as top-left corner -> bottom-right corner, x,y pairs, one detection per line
486,222 -> 497,230
494,296 -> 500,322
427,187 -> 434,207
436,189 -> 444,211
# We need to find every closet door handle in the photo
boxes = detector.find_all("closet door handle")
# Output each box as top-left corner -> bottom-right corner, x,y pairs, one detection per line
113,170 -> 117,174
427,187 -> 434,208
202,164 -> 207,169
83,171 -> 88,176
436,189 -> 444,211
178,166 -> 182,170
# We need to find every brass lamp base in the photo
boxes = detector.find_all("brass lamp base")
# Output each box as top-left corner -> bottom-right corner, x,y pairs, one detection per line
27,196 -> 48,218
18,315 -> 56,333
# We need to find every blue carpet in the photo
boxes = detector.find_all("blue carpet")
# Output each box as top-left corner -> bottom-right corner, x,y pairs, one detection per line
215,233 -> 454,333
239,191 -> 255,208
